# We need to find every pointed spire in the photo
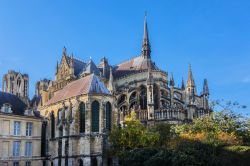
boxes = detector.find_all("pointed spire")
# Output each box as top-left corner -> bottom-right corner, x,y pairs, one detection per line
83,59 -> 100,76
181,77 -> 185,90
108,67 -> 114,92
63,46 -> 67,57
186,64 -> 195,87
169,73 -> 175,87
142,13 -> 151,59
203,79 -> 209,95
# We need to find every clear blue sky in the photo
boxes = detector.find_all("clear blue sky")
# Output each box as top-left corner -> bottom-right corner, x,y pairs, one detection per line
0,0 -> 249,116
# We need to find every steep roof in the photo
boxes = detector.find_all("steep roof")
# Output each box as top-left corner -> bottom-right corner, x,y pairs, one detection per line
0,91 -> 27,115
82,60 -> 100,76
64,55 -> 87,76
46,74 -> 111,105
113,55 -> 159,78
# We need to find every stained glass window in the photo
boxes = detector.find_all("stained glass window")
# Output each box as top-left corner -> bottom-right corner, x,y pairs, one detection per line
91,101 -> 100,132
79,102 -> 85,133
106,102 -> 112,131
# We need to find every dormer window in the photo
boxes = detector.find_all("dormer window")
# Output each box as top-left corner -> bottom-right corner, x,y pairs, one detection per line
1,104 -> 12,113
28,110 -> 32,115
24,109 -> 34,116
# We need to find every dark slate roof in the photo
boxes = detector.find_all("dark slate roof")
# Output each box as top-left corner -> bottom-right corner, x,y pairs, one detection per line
73,58 -> 87,76
82,60 -> 100,76
46,74 -> 111,105
0,91 -> 27,115
30,95 -> 42,107
65,55 -> 87,76
113,55 -> 159,79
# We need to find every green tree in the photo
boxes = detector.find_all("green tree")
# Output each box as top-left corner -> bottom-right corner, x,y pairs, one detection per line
109,111 -> 159,155
173,100 -> 250,146
149,123 -> 173,147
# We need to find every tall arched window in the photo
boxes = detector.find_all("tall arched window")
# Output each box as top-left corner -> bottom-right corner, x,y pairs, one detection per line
91,101 -> 100,132
139,85 -> 147,110
105,102 -> 112,131
91,157 -> 98,166
79,102 -> 86,133
50,112 -> 55,139
153,84 -> 159,110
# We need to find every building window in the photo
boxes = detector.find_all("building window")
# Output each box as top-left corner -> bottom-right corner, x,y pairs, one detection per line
153,84 -> 159,110
13,162 -> 19,166
26,122 -> 33,136
13,141 -> 21,157
106,102 -> 112,131
27,109 -> 33,116
139,85 -> 147,110
51,112 -> 55,138
25,142 -> 32,157
91,157 -> 98,166
91,101 -> 100,132
79,102 -> 86,133
2,104 -> 11,113
14,121 -> 21,136
41,121 -> 47,157
25,161 -> 31,166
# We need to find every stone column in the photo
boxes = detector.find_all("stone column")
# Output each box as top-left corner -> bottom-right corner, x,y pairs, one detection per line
97,156 -> 103,166
85,100 -> 91,133
83,157 -> 91,166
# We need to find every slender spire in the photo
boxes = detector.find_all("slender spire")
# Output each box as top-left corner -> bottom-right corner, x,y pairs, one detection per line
203,79 -> 209,95
169,73 -> 175,87
181,77 -> 185,90
186,64 -> 195,87
108,67 -> 114,92
141,13 -> 151,59
63,46 -> 67,57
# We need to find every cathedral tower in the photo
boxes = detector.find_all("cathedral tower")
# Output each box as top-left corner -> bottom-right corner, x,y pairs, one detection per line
2,70 -> 29,103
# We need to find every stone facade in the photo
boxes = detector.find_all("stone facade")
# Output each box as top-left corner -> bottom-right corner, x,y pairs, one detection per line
40,95 -> 115,166
34,16 -> 211,166
0,16 -> 211,166
2,70 -> 29,104
0,92 -> 43,166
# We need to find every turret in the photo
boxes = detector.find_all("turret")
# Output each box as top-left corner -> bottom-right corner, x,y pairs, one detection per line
202,79 -> 209,109
146,57 -> 154,120
70,53 -> 74,75
202,79 -> 209,96
108,67 -> 114,93
62,46 -> 67,57
186,64 -> 195,89
181,77 -> 185,90
169,73 -> 175,87
186,64 -> 196,103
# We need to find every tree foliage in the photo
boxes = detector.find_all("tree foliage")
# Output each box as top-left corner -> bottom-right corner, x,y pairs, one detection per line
109,111 -> 159,155
173,100 -> 250,146
109,100 -> 250,165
